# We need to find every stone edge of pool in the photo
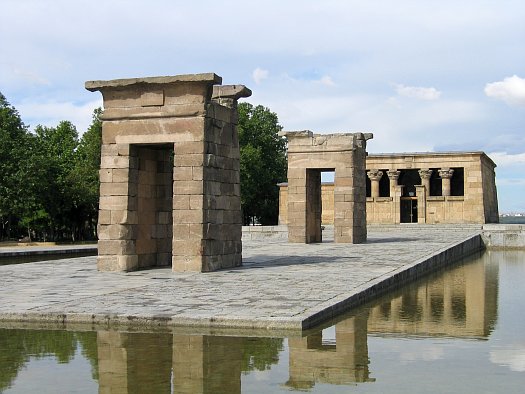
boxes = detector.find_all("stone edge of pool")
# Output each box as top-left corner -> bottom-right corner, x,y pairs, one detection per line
0,233 -> 483,332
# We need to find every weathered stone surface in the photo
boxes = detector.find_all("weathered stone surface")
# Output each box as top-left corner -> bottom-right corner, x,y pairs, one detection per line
87,73 -> 247,272
283,131 -> 372,244
279,152 -> 498,226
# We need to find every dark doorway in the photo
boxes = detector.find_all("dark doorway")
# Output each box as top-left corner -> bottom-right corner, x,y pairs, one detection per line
398,169 -> 421,197
400,198 -> 418,223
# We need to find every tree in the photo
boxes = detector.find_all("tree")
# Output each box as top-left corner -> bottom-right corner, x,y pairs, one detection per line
33,121 -> 80,240
0,92 -> 31,239
68,108 -> 102,240
238,103 -> 287,225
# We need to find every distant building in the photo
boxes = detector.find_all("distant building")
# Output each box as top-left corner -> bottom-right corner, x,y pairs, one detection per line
279,152 -> 499,225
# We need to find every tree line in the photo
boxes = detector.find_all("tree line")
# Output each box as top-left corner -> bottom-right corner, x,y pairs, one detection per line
0,93 -> 101,241
0,93 -> 286,242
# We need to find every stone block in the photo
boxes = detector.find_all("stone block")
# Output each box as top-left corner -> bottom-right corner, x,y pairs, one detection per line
172,239 -> 203,256
98,210 -> 111,225
99,170 -> 112,183
110,210 -> 138,224
101,143 -> 119,157
112,169 -> 132,183
173,209 -> 203,224
100,182 -> 128,196
106,224 -> 136,240
174,154 -> 204,168
97,255 -> 118,271
100,155 -> 130,169
118,255 -> 138,271
189,195 -> 204,210
173,166 -> 193,181
98,240 -> 136,255
173,180 -> 204,195
173,195 -> 190,210
99,195 -> 129,211
172,255 -> 203,272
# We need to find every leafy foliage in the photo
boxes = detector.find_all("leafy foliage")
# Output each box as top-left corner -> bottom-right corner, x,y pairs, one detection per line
238,102 -> 287,225
0,92 -> 102,241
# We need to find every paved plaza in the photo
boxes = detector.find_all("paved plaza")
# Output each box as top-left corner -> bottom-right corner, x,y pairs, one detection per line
0,227 -> 482,331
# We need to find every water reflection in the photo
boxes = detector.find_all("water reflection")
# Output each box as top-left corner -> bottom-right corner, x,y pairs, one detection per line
0,252 -> 504,393
366,254 -> 499,338
286,311 -> 373,390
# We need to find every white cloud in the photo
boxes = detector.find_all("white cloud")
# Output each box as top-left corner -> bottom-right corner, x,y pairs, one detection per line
485,75 -> 525,107
490,347 -> 525,372
17,99 -> 103,135
394,84 -> 442,100
12,67 -> 51,86
252,67 -> 269,85
399,345 -> 445,363
318,75 -> 336,86
488,151 -> 525,167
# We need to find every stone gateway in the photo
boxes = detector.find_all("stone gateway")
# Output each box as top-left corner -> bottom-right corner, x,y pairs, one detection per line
281,131 -> 373,244
86,74 -> 251,272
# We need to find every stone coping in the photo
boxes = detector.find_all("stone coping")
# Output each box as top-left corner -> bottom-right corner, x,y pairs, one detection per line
85,73 -> 222,91
0,227 -> 482,332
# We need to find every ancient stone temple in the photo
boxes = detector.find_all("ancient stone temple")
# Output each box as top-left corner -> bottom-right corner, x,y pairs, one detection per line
279,151 -> 499,225
282,131 -> 373,243
86,73 -> 250,272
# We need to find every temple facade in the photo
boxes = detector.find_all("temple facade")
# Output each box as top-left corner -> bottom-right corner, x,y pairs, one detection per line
279,152 -> 499,225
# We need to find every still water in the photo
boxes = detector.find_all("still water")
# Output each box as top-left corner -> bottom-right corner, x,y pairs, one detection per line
1,250 -> 524,393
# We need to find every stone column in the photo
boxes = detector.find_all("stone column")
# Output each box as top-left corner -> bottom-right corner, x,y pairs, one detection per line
387,171 -> 401,224
418,169 -> 433,197
387,170 -> 400,195
439,168 -> 454,196
367,170 -> 383,199
415,185 -> 426,223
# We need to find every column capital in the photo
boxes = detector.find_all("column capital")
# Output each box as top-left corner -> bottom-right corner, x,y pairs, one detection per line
418,168 -> 433,180
387,170 -> 400,180
367,169 -> 383,181
438,168 -> 454,179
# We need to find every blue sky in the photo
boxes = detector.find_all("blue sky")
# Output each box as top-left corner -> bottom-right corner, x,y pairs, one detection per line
1,0 -> 524,212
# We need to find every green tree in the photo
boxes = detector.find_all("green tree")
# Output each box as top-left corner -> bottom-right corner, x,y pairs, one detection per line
33,121 -> 79,240
0,92 -> 31,239
238,103 -> 287,225
68,108 -> 102,240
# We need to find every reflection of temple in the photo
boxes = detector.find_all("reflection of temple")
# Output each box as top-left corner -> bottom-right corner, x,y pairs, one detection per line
91,256 -> 498,392
286,312 -> 373,390
367,255 -> 498,338
283,255 -> 498,390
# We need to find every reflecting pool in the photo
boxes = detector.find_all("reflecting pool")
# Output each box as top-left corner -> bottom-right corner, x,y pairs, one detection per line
1,250 -> 524,393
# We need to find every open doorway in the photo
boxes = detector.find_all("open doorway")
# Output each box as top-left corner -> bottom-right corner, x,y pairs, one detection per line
321,171 -> 335,242
305,169 -> 335,243
132,144 -> 173,268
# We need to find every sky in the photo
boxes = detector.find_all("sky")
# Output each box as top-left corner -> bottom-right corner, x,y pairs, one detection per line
1,0 -> 524,212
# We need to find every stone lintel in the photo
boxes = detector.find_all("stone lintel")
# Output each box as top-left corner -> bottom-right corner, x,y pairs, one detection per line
283,131 -> 374,152
85,73 -> 222,92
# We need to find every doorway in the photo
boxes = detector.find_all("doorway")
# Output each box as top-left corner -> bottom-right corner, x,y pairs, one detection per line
400,198 -> 418,223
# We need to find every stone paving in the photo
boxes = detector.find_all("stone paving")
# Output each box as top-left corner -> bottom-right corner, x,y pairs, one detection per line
0,227 -> 482,331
